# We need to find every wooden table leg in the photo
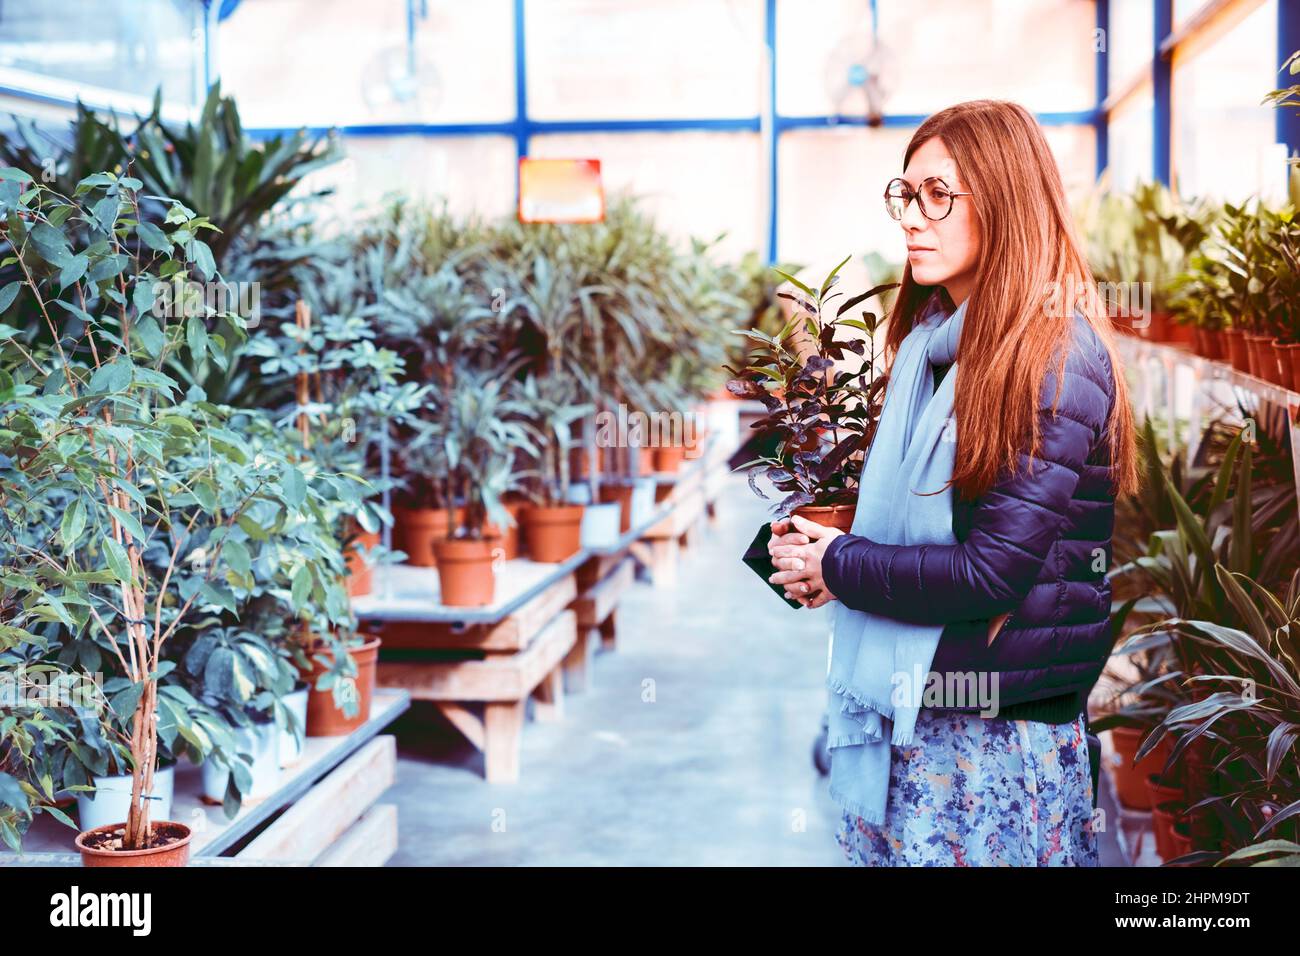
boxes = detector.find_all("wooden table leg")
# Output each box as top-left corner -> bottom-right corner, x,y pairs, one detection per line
649,537 -> 678,588
483,700 -> 524,783
562,626 -> 593,692
531,665 -> 565,723
598,611 -> 617,652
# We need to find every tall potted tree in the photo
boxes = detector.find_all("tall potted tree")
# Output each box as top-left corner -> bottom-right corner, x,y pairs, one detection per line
0,167 -> 333,863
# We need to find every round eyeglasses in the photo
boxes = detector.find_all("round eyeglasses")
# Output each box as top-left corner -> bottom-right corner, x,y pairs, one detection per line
883,176 -> 973,222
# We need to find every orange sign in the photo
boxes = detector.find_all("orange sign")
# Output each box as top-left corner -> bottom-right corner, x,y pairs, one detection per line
518,158 -> 604,224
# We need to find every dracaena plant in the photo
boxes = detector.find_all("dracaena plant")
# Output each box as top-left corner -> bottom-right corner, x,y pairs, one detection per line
514,372 -> 595,508
428,367 -> 536,538
1127,567 -> 1300,866
726,254 -> 896,518
0,166 -> 346,851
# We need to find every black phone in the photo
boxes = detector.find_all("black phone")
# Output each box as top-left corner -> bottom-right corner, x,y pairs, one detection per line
741,521 -> 808,610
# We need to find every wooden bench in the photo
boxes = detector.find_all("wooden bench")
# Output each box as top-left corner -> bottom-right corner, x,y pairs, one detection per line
568,553 -> 636,689
355,562 -> 581,784
1,690 -> 411,866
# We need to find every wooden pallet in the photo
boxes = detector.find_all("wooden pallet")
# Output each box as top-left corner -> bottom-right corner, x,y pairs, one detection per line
239,735 -> 398,865
375,609 -> 578,783
0,690 -> 411,866
567,555 -> 636,691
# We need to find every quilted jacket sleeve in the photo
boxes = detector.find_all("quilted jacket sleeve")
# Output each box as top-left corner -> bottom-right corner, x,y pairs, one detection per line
820,325 -> 1113,626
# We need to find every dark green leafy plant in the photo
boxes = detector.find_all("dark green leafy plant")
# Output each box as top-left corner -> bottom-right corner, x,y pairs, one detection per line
727,254 -> 895,517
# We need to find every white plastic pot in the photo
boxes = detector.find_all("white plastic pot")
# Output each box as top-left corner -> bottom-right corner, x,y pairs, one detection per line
76,764 -> 175,833
630,477 -> 657,528
279,686 -> 309,768
202,719 -> 280,803
580,501 -> 622,549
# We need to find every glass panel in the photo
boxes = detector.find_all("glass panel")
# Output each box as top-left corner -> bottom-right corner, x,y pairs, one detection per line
1173,0 -> 1214,30
526,0 -> 764,121
776,0 -> 1096,116
218,0 -> 516,127
1108,0 -> 1154,94
1107,92 -> 1154,191
528,132 -> 764,260
779,123 -> 1096,265
303,134 -> 519,222
0,0 -> 203,105
1173,0 -> 1283,202
777,127 -> 916,265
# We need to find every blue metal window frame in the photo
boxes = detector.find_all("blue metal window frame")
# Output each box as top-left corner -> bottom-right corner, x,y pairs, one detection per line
1153,0 -> 1172,185
1,0 -> 1110,264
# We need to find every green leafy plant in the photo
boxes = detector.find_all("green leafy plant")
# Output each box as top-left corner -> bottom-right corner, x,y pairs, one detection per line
0,167 -> 350,851
726,254 -> 895,517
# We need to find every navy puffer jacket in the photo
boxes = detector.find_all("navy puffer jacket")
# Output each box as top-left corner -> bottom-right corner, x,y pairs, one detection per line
821,312 -> 1119,714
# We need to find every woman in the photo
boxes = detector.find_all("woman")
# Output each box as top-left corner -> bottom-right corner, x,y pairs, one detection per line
767,100 -> 1137,867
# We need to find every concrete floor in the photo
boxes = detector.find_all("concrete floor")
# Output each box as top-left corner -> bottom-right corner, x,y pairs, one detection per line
381,473 -> 1124,866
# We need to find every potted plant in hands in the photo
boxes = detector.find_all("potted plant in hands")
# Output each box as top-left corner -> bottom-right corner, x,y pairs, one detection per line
517,373 -> 595,562
0,168 -> 324,864
429,370 -> 534,606
728,255 -> 896,534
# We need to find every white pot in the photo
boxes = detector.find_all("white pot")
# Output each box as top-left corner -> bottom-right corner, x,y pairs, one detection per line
76,764 -> 175,833
565,482 -> 593,505
580,501 -> 622,549
202,719 -> 281,803
630,477 -> 657,528
279,687 -> 309,767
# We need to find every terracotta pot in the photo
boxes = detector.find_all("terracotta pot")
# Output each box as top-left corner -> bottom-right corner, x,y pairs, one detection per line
75,820 -> 192,867
1268,340 -> 1293,389
393,507 -> 461,567
496,499 -> 526,560
1156,313 -> 1193,346
1146,773 -> 1184,808
1136,310 -> 1166,341
1244,333 -> 1271,379
1191,326 -> 1208,358
654,481 -> 674,503
1168,821 -> 1193,860
636,448 -> 656,476
571,445 -> 599,481
1151,800 -> 1184,861
653,444 -> 686,473
301,635 -> 381,737
1262,337 -> 1286,384
433,537 -> 497,607
1108,725 -> 1173,810
1193,326 -> 1222,360
345,528 -> 381,598
521,505 -> 585,562
793,504 -> 856,533
598,484 -> 634,533
1223,328 -> 1250,373
1205,327 -> 1226,361
1287,343 -> 1300,393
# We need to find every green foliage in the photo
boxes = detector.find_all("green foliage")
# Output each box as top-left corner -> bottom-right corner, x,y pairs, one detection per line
726,254 -> 896,516
0,167 -> 357,848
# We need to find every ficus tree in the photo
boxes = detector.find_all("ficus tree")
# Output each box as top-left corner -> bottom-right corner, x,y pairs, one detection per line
0,165 -> 349,849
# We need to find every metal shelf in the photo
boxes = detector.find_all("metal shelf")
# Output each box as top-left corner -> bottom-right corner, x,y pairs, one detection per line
1114,335 -> 1300,516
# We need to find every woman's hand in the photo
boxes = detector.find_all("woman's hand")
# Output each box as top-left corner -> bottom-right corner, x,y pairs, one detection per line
767,514 -> 843,608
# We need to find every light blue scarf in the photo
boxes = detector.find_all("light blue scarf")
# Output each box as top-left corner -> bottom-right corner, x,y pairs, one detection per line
825,291 -> 966,825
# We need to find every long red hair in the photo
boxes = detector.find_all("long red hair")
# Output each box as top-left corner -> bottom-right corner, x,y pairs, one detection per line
884,100 -> 1137,501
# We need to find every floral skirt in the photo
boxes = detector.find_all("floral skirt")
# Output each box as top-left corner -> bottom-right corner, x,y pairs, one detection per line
834,707 -> 1098,866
